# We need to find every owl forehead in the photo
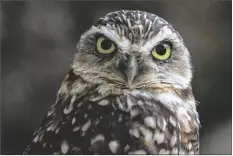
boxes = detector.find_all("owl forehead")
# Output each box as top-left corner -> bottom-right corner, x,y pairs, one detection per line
94,10 -> 177,43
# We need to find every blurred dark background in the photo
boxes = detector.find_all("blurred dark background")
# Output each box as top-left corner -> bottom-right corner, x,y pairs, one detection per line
1,0 -> 232,154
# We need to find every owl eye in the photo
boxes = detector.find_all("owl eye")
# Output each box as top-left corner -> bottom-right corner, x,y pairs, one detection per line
151,43 -> 171,60
96,36 -> 116,54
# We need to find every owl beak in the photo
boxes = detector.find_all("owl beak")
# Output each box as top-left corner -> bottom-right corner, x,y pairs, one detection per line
118,54 -> 138,86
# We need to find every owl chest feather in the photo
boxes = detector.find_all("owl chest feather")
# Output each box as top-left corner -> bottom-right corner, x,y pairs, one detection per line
24,87 -> 199,154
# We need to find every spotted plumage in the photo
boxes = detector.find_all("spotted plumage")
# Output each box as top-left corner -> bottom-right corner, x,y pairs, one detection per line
24,10 -> 200,154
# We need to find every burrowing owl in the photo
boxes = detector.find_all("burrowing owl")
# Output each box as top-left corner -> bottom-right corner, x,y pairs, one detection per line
24,10 -> 200,155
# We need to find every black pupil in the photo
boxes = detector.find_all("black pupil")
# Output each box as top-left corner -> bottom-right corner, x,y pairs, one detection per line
101,39 -> 112,50
156,44 -> 167,55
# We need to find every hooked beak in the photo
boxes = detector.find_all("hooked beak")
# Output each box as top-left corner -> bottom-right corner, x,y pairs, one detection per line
118,54 -> 138,86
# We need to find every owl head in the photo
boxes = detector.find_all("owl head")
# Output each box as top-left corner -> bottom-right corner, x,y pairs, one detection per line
72,10 -> 192,92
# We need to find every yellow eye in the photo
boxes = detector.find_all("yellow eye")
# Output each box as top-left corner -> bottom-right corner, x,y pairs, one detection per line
151,43 -> 171,60
96,37 -> 116,54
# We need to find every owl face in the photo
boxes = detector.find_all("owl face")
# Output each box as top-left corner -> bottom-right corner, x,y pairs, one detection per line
72,10 -> 192,91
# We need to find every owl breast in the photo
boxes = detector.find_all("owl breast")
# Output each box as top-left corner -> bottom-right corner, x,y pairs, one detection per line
74,91 -> 181,154
25,89 -> 198,154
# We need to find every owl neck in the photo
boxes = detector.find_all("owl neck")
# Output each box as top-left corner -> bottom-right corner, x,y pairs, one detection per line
58,69 -> 196,111
54,68 -> 199,125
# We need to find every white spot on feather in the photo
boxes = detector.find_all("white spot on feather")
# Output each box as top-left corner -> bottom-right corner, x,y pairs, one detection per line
143,13 -> 147,19
72,126 -> 80,132
129,128 -> 140,138
122,14 -> 126,21
159,149 -> 169,154
157,117 -> 167,131
144,116 -> 156,128
153,129 -> 165,144
124,144 -> 130,152
126,95 -> 134,109
130,109 -> 139,117
103,16 -> 109,21
91,134 -> 105,145
170,133 -> 177,147
145,19 -> 152,37
116,97 -> 124,110
33,135 -> 39,143
46,124 -> 57,132
88,105 -> 92,110
72,146 -> 81,152
61,140 -> 69,154
72,117 -> 76,125
63,96 -> 76,114
187,142 -> 192,150
98,99 -> 109,106
127,19 -> 132,28
171,147 -> 178,154
47,108 -> 55,116
169,116 -> 177,127
108,140 -> 119,154
77,102 -> 82,108
81,120 -> 91,132
118,115 -> 123,122
93,120 -> 100,126
116,16 -> 123,22
129,150 -> 146,154
139,126 -> 153,142
137,100 -> 143,105
55,128 -> 60,134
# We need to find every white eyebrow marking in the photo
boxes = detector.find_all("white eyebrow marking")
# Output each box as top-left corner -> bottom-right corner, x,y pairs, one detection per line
143,25 -> 175,51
